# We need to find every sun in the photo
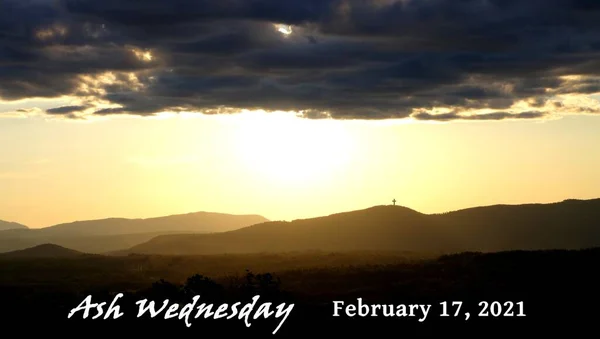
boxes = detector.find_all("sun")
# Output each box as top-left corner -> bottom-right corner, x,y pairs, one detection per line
232,112 -> 354,188
274,24 -> 293,36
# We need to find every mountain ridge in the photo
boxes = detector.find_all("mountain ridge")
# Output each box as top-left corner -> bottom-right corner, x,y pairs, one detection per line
123,198 -> 600,255
0,220 -> 28,231
0,244 -> 86,258
0,211 -> 270,254
0,211 -> 268,235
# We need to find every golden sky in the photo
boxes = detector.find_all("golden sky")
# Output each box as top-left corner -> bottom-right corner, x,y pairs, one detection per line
1,110 -> 599,228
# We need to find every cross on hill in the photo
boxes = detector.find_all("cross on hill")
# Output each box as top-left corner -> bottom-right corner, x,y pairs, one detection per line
392,199 -> 396,206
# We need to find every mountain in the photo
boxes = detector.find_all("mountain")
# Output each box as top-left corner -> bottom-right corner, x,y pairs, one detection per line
26,212 -> 269,236
0,212 -> 269,254
0,244 -> 85,258
429,198 -> 600,251
0,220 -> 28,231
0,231 -> 190,254
122,205 -> 452,255
124,199 -> 600,255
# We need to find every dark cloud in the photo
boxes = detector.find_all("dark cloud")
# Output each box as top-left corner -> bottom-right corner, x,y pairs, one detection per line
1,0 -> 600,120
412,111 -> 548,121
46,105 -> 88,114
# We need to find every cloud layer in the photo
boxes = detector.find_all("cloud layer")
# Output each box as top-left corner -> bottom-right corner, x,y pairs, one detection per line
2,0 -> 600,120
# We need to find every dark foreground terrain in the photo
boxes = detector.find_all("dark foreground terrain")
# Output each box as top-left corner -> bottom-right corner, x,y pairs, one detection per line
1,248 -> 598,337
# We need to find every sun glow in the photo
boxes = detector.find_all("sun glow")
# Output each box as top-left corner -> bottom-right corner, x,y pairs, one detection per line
274,24 -> 293,35
232,112 -> 355,188
131,48 -> 154,61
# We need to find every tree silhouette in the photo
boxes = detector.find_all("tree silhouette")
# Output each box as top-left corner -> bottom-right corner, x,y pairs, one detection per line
237,270 -> 283,300
146,278 -> 181,301
183,274 -> 224,301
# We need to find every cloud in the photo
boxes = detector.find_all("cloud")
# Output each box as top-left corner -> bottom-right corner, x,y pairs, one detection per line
412,111 -> 548,121
1,0 -> 600,120
46,105 -> 88,114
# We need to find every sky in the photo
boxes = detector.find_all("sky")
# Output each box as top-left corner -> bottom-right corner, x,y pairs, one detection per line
1,0 -> 600,228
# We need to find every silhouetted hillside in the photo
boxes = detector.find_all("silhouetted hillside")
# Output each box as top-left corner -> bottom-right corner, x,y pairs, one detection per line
430,198 -> 600,251
126,206 -> 450,255
0,212 -> 269,254
0,220 -> 28,231
0,231 -> 192,254
0,244 -> 85,258
125,199 -> 600,255
33,211 -> 269,236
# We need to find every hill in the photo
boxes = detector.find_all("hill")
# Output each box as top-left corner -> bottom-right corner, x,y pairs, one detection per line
0,220 -> 28,231
0,231 -> 191,254
125,199 -> 600,255
0,244 -> 85,258
429,198 -> 600,251
26,212 -> 269,236
0,212 -> 269,254
125,206 -> 451,255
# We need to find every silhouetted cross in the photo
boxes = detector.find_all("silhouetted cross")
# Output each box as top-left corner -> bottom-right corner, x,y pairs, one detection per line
392,199 -> 396,206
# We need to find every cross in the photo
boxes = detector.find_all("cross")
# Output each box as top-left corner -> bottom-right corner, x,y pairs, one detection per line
392,199 -> 396,206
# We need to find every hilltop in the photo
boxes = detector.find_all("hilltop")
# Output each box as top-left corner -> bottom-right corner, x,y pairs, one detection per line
0,220 -> 28,231
0,244 -> 85,258
26,211 -> 269,236
125,199 -> 600,255
125,205 -> 448,255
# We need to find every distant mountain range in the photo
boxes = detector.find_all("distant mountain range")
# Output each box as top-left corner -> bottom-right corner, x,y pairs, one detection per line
0,212 -> 269,253
0,220 -> 28,231
122,199 -> 600,255
3,199 -> 599,256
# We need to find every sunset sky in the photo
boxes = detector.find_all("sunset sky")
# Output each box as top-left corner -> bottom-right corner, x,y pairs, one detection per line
1,0 -> 600,228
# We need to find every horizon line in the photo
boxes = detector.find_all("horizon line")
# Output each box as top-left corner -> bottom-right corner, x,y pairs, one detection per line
4,196 -> 599,230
